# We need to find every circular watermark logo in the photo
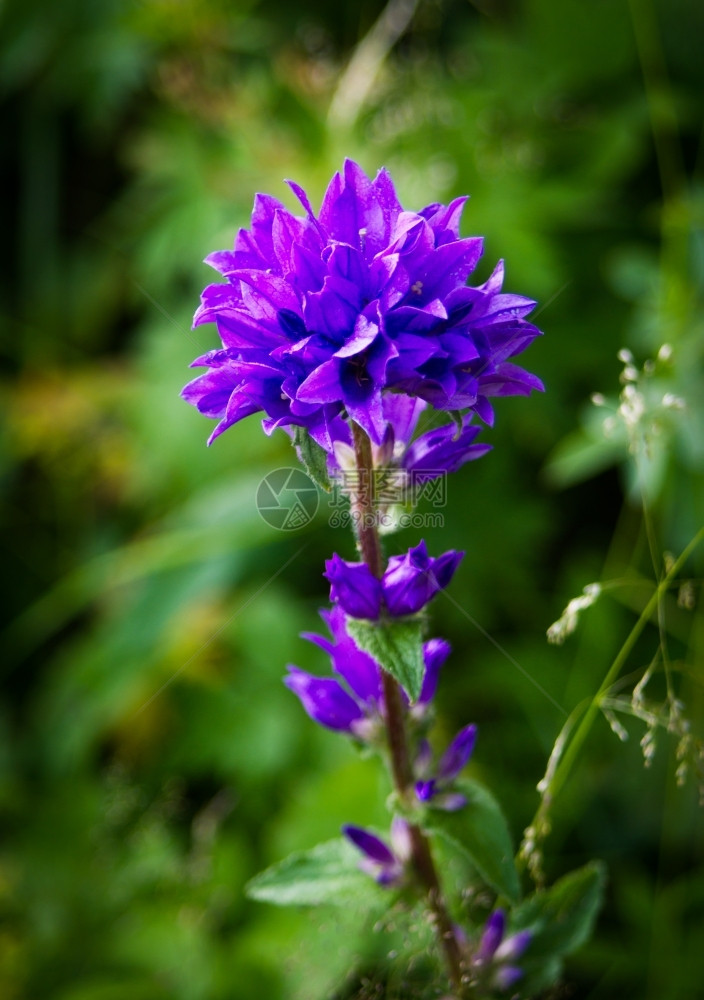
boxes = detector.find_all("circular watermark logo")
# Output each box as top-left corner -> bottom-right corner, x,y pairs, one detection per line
256,468 -> 319,530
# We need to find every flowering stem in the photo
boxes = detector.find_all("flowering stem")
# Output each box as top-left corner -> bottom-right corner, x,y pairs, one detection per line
350,421 -> 466,995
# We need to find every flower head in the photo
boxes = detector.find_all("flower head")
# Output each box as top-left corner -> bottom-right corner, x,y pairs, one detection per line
183,160 -> 543,447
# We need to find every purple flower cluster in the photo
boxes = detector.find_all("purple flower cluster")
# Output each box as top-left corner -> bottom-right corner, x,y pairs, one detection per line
183,159 -> 543,449
325,540 -> 463,619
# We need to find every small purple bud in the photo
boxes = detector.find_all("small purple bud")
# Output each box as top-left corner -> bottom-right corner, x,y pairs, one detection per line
478,910 -> 506,962
493,965 -> 523,990
438,724 -> 477,782
418,638 -> 451,706
434,792 -> 467,811
342,825 -> 396,866
325,554 -> 382,619
343,823 -> 406,887
284,667 -> 364,732
495,930 -> 532,962
415,779 -> 437,802
382,541 -> 464,616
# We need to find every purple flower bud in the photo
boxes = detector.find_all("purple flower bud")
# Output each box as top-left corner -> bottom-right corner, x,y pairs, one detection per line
473,910 -> 531,992
382,541 -> 464,616
342,822 -> 408,887
283,668 -> 364,732
415,779 -> 437,803
478,909 -> 506,962
437,724 -> 477,782
493,966 -> 523,990
495,930 -> 532,962
343,825 -> 396,866
417,638 -> 451,707
324,554 -> 383,620
414,725 -> 476,810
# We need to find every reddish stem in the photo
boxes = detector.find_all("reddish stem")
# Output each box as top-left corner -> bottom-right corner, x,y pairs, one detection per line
350,421 -> 466,994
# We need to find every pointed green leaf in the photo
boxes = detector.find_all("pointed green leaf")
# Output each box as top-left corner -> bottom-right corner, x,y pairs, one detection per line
511,861 -> 606,995
346,616 -> 425,701
424,778 -> 520,903
245,838 -> 381,907
293,427 -> 330,492
514,861 -> 606,958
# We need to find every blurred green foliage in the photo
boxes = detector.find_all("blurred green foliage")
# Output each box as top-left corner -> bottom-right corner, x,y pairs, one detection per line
1,0 -> 703,996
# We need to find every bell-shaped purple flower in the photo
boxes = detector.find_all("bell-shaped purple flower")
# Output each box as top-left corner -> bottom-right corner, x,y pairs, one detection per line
324,554 -> 382,620
284,607 -> 382,739
415,724 -> 477,810
284,668 -> 365,732
382,541 -> 464,616
343,817 -> 412,887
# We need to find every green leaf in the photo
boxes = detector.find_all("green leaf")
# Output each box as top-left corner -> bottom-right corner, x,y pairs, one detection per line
245,838 -> 381,907
293,427 -> 330,492
513,861 -> 606,959
511,861 -> 606,996
424,778 -> 520,903
346,616 -> 425,702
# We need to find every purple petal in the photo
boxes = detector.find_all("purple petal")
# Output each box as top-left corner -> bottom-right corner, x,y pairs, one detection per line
403,418 -> 490,480
434,792 -> 468,811
438,724 -> 477,782
430,549 -> 464,590
382,393 -> 426,448
493,966 -> 524,990
418,638 -> 451,705
478,910 -> 506,962
495,930 -> 532,962
185,163 -> 544,448
415,780 -> 437,802
284,668 -> 364,732
382,543 -> 464,616
325,554 -> 383,620
342,825 -> 395,866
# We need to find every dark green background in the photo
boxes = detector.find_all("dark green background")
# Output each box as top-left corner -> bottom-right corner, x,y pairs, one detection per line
1,0 -> 703,996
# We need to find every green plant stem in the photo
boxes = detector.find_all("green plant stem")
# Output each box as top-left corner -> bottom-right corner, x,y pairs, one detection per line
544,525 -> 704,811
350,421 -> 467,996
